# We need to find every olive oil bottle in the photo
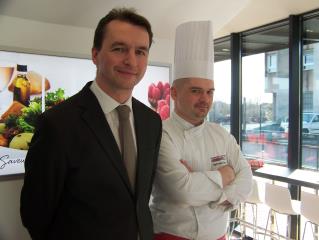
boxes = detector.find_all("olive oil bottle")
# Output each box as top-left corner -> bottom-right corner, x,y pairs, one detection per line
13,64 -> 30,106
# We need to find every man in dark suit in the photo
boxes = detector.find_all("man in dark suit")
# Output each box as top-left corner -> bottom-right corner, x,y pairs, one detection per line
20,8 -> 162,240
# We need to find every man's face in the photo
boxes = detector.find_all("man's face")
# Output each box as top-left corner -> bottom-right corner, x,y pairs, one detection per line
92,20 -> 149,98
172,78 -> 214,126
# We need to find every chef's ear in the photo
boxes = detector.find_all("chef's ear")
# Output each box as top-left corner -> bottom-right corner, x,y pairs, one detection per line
171,85 -> 177,101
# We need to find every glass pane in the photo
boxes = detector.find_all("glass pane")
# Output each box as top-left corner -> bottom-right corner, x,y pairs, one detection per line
301,15 -> 319,170
241,24 -> 289,166
210,39 -> 231,132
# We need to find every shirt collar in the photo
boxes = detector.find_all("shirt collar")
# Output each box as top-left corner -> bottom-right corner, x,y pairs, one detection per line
172,111 -> 206,134
90,80 -> 133,114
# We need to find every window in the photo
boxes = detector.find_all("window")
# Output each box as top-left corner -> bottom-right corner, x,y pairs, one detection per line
211,38 -> 231,132
241,23 -> 289,165
213,9 -> 319,240
301,15 -> 319,170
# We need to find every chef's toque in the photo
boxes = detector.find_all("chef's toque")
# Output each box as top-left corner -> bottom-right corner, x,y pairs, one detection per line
173,20 -> 214,82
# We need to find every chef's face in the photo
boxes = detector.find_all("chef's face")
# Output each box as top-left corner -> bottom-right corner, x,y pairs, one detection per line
171,78 -> 214,126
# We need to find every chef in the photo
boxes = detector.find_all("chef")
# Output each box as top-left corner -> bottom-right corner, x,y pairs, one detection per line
151,20 -> 253,240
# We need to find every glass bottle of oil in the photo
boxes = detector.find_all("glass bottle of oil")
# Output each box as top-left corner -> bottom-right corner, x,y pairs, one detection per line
13,64 -> 30,106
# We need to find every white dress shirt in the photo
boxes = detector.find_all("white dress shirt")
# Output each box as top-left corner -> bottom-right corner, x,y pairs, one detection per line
151,112 -> 252,240
90,80 -> 137,152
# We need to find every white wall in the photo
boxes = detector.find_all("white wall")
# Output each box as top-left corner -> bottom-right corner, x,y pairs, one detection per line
0,178 -> 30,240
0,15 -> 173,240
0,15 -> 174,64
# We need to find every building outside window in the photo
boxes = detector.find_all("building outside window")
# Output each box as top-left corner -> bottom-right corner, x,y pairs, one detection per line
266,52 -> 278,73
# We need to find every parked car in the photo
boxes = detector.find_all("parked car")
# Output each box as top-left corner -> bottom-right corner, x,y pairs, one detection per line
302,112 -> 319,134
243,123 -> 286,143
280,112 -> 319,136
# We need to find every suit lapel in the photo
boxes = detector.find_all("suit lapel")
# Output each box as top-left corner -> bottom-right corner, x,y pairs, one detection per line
77,83 -> 132,193
132,99 -> 152,197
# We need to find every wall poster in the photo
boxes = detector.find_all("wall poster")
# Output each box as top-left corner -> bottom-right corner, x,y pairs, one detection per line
0,50 -> 171,177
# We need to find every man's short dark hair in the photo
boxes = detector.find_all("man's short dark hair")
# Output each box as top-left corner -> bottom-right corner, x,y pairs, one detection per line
93,7 -> 153,50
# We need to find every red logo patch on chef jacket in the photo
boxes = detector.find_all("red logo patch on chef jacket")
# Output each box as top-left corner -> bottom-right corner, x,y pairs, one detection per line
211,155 -> 227,167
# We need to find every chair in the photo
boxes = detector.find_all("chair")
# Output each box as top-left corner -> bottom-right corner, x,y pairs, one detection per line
227,205 -> 243,239
243,178 -> 265,239
263,183 -> 301,240
228,178 -> 265,239
301,191 -> 319,240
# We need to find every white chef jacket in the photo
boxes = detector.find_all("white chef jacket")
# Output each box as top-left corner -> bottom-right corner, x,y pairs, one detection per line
151,112 -> 253,240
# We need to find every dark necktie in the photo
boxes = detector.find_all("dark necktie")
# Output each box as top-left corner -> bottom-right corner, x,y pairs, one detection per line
116,105 -> 136,190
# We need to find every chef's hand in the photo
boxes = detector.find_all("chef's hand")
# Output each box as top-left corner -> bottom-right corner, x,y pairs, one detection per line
219,200 -> 233,211
180,159 -> 192,172
218,165 -> 235,187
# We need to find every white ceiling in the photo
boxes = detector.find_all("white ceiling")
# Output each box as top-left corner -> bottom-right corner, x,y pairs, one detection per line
0,0 -> 318,40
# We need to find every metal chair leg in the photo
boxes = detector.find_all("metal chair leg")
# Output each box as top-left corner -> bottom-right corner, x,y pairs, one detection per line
263,209 -> 272,240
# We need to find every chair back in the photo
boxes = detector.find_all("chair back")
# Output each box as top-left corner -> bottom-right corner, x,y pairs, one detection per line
265,183 -> 298,215
301,191 -> 319,225
247,178 -> 264,204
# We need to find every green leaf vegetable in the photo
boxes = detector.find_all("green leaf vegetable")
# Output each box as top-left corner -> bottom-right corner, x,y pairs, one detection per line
17,101 -> 42,132
4,88 -> 66,133
45,88 -> 66,108
4,115 -> 19,129
33,88 -> 66,109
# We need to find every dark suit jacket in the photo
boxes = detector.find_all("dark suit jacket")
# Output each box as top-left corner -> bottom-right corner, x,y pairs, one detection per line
20,82 -> 162,240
